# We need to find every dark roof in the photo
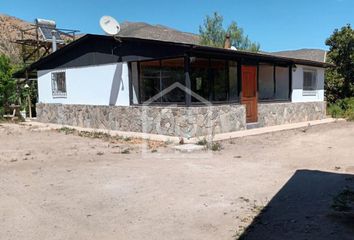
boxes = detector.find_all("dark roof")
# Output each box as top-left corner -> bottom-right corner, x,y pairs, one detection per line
271,49 -> 327,63
119,22 -> 200,45
14,34 -> 331,77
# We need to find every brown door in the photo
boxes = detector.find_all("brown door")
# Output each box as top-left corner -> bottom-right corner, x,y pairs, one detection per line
241,65 -> 258,123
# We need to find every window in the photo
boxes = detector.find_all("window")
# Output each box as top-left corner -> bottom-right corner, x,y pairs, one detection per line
160,58 -> 185,103
210,59 -> 227,102
135,57 -> 240,105
229,61 -> 238,101
190,58 -> 239,103
190,57 -> 209,102
51,72 -> 67,97
259,64 -> 290,101
303,69 -> 317,93
140,60 -> 161,102
139,58 -> 185,103
275,66 -> 290,100
259,64 -> 274,100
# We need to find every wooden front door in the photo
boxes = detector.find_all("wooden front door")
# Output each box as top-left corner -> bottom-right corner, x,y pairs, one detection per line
241,65 -> 258,123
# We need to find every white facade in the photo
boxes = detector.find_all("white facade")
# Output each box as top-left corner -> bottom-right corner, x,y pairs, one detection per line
291,65 -> 325,103
37,63 -> 130,106
37,62 -> 325,106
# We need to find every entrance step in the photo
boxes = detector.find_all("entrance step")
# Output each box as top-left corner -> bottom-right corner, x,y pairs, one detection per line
246,122 -> 260,130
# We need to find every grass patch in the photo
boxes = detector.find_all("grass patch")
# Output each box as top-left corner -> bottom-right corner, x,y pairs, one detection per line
57,127 -> 165,150
210,142 -> 222,152
59,127 -> 76,135
209,142 -> 222,151
195,138 -> 222,151
196,138 -> 208,146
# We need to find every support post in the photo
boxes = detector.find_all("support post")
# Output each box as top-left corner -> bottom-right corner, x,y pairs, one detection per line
184,54 -> 191,106
25,70 -> 32,119
289,65 -> 293,101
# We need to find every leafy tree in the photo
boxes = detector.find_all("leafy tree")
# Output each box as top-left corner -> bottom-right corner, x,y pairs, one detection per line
199,12 -> 260,52
325,24 -> 354,101
0,54 -> 17,114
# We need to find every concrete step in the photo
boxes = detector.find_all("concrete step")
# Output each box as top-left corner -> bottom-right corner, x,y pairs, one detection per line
246,122 -> 260,130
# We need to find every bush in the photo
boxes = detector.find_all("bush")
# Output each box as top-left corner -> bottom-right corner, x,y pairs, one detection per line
328,97 -> 354,121
327,104 -> 344,118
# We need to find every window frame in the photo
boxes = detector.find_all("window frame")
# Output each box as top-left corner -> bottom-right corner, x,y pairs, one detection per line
138,57 -> 186,105
258,63 -> 291,102
303,68 -> 317,96
51,71 -> 67,98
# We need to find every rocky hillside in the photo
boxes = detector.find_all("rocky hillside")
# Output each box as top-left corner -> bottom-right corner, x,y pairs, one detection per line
0,14 -> 201,64
119,22 -> 200,44
0,14 -> 33,63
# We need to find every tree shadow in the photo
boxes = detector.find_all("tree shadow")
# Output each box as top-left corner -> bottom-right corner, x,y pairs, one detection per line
238,170 -> 354,240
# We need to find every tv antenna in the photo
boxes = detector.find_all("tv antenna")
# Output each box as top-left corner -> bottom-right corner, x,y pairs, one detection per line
99,16 -> 121,41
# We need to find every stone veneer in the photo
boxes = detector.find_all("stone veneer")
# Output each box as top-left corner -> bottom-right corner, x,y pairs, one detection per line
36,103 -> 246,138
258,101 -> 326,127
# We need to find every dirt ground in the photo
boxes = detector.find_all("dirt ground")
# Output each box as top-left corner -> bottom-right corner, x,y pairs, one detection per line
1,121 -> 354,240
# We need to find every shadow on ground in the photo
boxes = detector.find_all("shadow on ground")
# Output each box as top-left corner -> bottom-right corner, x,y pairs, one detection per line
238,170 -> 354,240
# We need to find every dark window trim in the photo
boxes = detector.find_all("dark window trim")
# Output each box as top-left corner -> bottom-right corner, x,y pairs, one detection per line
138,57 -> 186,104
259,99 -> 292,103
130,55 -> 294,106
289,65 -> 293,100
258,63 -> 292,102
128,62 -> 133,105
51,71 -> 67,98
273,65 -> 276,97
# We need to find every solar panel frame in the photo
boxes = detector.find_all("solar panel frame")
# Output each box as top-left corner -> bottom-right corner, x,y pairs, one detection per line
38,25 -> 64,42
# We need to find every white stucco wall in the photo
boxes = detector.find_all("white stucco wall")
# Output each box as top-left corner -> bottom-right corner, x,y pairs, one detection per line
291,65 -> 325,102
37,63 -> 130,106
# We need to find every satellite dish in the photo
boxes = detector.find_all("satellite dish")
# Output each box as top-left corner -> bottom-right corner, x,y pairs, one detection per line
99,16 -> 120,36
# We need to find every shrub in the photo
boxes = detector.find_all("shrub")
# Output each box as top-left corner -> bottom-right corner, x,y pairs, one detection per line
196,138 -> 208,146
210,142 -> 222,151
328,97 -> 354,121
327,103 -> 344,118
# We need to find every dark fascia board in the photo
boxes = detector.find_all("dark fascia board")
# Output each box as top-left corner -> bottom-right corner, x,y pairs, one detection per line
113,36 -> 331,67
25,34 -> 331,72
190,45 -> 332,68
29,34 -> 94,70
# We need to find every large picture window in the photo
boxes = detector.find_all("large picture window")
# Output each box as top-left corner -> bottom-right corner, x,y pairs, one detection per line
51,71 -> 67,98
139,58 -> 185,103
190,58 -> 238,103
135,57 -> 240,104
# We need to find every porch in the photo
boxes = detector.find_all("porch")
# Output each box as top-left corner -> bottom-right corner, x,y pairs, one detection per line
129,52 -> 294,124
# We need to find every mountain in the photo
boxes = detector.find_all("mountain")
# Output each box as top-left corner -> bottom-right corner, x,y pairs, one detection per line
119,22 -> 200,45
0,15 -> 200,64
0,14 -> 33,63
271,49 -> 327,63
0,14 -> 327,65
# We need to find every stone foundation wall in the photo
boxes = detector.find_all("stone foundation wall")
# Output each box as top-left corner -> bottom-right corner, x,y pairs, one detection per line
258,101 -> 326,127
36,103 -> 246,138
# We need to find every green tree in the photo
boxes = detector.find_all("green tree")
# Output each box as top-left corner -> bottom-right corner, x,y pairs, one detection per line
199,12 -> 260,52
325,24 -> 354,100
0,54 -> 17,114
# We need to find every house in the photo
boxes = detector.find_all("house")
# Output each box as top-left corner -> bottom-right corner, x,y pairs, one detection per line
25,34 -> 329,138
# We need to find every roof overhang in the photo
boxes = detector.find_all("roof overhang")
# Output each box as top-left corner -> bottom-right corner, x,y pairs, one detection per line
13,34 -> 332,78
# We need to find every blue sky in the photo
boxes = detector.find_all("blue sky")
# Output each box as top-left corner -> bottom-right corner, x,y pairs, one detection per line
1,0 -> 353,51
